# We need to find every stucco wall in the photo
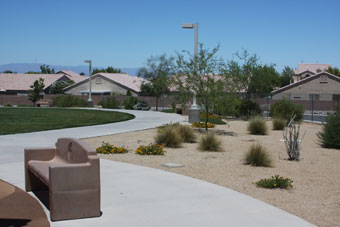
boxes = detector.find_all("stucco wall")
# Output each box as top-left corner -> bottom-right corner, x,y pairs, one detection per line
65,76 -> 137,96
273,75 -> 340,101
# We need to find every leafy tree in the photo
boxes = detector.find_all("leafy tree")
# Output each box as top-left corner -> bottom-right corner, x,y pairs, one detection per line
25,71 -> 41,74
40,64 -> 55,74
174,44 -> 227,131
92,66 -> 124,74
2,70 -> 14,73
50,80 -> 75,94
326,66 -> 340,77
225,50 -> 280,97
80,72 -> 85,76
28,78 -> 45,105
280,66 -> 294,87
138,54 -> 175,111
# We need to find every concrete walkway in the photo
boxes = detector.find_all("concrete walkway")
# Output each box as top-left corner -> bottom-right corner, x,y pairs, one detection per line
0,109 -> 314,226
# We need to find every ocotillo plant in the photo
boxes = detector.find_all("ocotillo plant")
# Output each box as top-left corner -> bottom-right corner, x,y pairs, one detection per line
283,115 -> 305,161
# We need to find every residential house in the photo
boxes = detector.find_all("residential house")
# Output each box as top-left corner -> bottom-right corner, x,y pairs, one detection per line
293,63 -> 330,83
64,73 -> 147,96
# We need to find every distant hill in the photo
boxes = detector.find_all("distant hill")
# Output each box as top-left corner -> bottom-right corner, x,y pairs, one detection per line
0,63 -> 140,76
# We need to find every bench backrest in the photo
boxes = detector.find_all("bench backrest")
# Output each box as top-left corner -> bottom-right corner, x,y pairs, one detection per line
55,138 -> 96,163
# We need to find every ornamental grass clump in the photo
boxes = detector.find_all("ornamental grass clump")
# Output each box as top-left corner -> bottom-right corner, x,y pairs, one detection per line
272,118 -> 286,130
135,144 -> 165,155
176,125 -> 196,143
155,125 -> 182,148
96,142 -> 129,154
244,143 -> 272,167
248,116 -> 268,135
199,133 -> 222,152
317,111 -> 340,149
255,175 -> 293,189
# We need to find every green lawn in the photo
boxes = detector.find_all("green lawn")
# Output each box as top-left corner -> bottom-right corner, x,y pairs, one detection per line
0,108 -> 135,135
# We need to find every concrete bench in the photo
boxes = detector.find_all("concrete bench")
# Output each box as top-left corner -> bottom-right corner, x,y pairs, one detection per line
24,138 -> 101,221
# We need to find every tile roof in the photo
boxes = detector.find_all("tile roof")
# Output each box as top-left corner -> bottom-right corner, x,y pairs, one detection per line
294,64 -> 331,74
0,74 -> 67,91
56,70 -> 87,83
96,73 -> 147,92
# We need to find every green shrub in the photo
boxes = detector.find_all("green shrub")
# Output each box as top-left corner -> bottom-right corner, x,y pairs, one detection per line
199,133 -> 222,151
248,116 -> 268,135
272,118 -> 286,130
270,98 -> 304,121
98,97 -> 120,109
155,126 -> 182,148
135,144 -> 165,155
52,95 -> 87,107
123,96 -> 138,109
244,143 -> 272,167
256,175 -> 293,189
238,99 -> 262,118
317,111 -> 340,149
96,142 -> 129,154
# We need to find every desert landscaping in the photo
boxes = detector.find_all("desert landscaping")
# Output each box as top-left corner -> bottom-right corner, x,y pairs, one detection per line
83,120 -> 340,227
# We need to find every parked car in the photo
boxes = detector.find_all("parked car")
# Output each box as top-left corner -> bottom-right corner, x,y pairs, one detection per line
133,102 -> 151,111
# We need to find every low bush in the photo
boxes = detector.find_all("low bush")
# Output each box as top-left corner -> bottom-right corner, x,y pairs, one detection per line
272,118 -> 286,130
123,96 -> 138,109
238,99 -> 262,118
256,175 -> 293,189
199,133 -> 222,152
155,125 -> 182,148
135,144 -> 165,155
52,95 -> 87,107
270,98 -> 304,121
96,142 -> 129,154
98,97 -> 120,109
248,116 -> 268,135
317,111 -> 340,149
244,143 -> 272,167
192,122 -> 215,128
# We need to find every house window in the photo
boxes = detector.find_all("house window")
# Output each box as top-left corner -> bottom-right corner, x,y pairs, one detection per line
309,94 -> 320,101
95,77 -> 102,84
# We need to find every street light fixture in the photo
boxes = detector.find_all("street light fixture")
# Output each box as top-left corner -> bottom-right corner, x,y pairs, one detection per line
182,22 -> 200,123
84,60 -> 93,107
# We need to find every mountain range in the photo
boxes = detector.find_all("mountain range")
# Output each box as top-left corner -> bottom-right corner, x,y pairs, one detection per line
0,63 -> 140,76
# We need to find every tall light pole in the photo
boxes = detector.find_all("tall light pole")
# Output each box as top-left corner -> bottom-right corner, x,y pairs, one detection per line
182,23 -> 200,123
84,60 -> 93,107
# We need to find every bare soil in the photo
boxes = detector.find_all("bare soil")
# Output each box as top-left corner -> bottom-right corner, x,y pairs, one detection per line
82,120 -> 340,227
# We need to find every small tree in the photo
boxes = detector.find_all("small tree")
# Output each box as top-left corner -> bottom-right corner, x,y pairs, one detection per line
326,66 -> 340,77
283,115 -> 306,161
138,54 -> 174,111
174,44 -> 226,131
28,78 -> 45,105
280,66 -> 294,87
50,80 -> 75,94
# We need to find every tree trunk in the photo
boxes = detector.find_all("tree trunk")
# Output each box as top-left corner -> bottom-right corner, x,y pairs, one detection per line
156,96 -> 159,111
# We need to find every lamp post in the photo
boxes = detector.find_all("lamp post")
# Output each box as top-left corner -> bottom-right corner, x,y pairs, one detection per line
84,60 -> 93,107
182,23 -> 200,123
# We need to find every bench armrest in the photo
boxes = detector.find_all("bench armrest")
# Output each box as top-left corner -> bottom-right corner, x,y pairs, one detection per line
25,147 -> 56,163
49,160 -> 100,192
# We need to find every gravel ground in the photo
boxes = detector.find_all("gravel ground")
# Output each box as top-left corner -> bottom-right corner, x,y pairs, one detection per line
82,120 -> 340,227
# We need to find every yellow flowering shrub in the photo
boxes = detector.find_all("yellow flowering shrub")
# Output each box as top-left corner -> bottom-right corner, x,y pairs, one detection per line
255,175 -> 293,189
96,142 -> 129,154
200,112 -> 220,119
135,143 -> 166,155
191,122 -> 215,128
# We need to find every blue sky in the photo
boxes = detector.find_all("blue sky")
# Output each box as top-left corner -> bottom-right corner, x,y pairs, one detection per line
1,0 -> 339,71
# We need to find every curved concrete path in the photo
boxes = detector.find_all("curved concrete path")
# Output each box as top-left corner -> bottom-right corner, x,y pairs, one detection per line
0,109 -> 314,227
